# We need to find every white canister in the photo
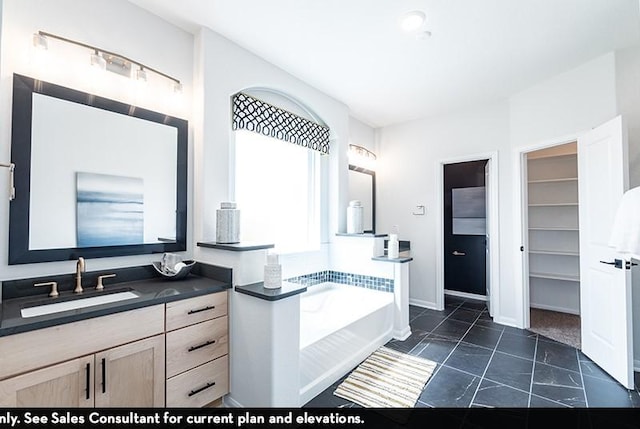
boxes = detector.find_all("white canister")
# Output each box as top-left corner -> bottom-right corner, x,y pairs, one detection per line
263,252 -> 282,289
216,202 -> 240,244
347,200 -> 364,234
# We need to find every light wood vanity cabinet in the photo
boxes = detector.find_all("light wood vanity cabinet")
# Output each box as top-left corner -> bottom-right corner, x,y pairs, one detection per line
165,292 -> 229,407
0,290 -> 229,408
0,355 -> 94,407
0,335 -> 165,407
94,335 -> 165,407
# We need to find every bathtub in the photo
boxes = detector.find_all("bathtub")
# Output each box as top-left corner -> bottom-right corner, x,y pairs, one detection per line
298,282 -> 394,405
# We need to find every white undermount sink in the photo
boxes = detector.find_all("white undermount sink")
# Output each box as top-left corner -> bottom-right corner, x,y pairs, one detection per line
20,291 -> 140,318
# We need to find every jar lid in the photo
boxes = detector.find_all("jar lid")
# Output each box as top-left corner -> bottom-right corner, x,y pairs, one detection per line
220,202 -> 237,209
349,200 -> 362,207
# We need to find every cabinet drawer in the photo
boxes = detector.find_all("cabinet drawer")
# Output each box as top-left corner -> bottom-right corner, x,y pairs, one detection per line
165,292 -> 227,331
166,355 -> 228,407
166,317 -> 228,378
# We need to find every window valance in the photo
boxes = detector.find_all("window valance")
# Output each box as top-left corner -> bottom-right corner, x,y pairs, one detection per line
232,92 -> 330,155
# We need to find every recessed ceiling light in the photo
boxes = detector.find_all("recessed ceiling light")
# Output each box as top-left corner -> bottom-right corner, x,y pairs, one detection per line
400,10 -> 426,32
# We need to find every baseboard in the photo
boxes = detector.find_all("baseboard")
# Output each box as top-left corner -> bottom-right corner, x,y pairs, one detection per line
408,298 -> 437,309
493,315 -> 520,329
530,303 -> 580,316
393,326 -> 411,341
445,289 -> 487,301
223,395 -> 244,408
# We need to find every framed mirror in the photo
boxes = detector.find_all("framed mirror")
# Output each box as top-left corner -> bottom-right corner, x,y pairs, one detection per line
9,74 -> 188,264
348,165 -> 375,233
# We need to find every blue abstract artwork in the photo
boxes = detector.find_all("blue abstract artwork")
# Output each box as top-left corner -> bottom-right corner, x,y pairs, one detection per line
76,172 -> 144,247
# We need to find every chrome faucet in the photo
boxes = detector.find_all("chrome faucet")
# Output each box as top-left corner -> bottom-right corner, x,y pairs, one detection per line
74,257 -> 85,293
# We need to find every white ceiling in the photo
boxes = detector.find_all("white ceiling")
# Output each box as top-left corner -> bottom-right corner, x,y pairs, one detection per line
127,0 -> 640,128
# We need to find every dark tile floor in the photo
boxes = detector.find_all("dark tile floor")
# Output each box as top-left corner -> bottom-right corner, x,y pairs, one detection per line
305,295 -> 640,408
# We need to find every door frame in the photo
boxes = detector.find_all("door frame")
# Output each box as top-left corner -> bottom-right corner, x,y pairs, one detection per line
513,132 -> 582,329
436,151 -> 499,314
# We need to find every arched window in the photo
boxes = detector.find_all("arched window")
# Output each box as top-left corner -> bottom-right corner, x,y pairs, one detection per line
232,91 -> 329,253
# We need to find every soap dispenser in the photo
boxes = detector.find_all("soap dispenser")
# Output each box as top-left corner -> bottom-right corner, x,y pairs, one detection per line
388,226 -> 400,259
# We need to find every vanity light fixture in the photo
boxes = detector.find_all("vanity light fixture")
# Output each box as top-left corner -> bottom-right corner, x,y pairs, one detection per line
136,66 -> 148,82
348,144 -> 377,171
32,32 -> 48,50
90,49 -> 107,70
32,31 -> 182,92
0,162 -> 15,201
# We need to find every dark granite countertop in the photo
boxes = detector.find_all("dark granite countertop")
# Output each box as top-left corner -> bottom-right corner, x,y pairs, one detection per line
371,256 -> 414,263
234,281 -> 307,301
197,242 -> 274,251
0,262 -> 232,338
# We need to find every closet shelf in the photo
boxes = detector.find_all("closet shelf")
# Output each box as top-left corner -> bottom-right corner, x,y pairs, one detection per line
529,249 -> 579,256
528,203 -> 578,207
529,227 -> 579,231
528,177 -> 578,184
527,152 -> 577,161
530,272 -> 580,282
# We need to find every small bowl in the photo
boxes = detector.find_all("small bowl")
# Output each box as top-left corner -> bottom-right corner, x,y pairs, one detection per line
152,260 -> 196,281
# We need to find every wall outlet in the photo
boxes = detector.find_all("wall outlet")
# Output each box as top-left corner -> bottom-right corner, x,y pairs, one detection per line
413,205 -> 426,215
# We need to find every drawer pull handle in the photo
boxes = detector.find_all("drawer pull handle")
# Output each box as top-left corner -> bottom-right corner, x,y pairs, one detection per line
85,362 -> 91,400
101,358 -> 106,394
188,381 -> 216,397
188,339 -> 216,352
188,305 -> 215,315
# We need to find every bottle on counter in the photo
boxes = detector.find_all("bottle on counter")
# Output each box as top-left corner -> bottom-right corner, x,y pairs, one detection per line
263,251 -> 282,289
347,200 -> 364,234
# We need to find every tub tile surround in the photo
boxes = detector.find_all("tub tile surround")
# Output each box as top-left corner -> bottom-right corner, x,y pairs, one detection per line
286,270 -> 394,293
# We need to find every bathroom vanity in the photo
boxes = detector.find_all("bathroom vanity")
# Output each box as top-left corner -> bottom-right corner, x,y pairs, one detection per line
0,263 -> 231,408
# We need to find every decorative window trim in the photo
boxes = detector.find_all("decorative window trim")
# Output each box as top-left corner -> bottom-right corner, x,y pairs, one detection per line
232,92 -> 330,155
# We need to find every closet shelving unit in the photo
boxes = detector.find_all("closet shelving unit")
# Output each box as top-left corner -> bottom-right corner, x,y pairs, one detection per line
526,144 -> 580,314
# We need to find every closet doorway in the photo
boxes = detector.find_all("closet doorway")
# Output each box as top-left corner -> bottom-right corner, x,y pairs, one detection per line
524,142 -> 581,349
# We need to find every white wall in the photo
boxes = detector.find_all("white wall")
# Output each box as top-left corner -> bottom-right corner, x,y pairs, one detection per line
376,51 -> 633,328
192,27 -> 350,278
376,100 -> 511,318
349,116 -> 376,153
509,53 -> 618,148
615,46 -> 640,188
0,0 -> 194,281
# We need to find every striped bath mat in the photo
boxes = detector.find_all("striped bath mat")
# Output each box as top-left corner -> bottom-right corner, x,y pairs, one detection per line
334,346 -> 436,408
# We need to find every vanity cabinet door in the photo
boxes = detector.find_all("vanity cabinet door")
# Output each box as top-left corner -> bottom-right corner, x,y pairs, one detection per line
0,355 -> 94,407
94,334 -> 165,408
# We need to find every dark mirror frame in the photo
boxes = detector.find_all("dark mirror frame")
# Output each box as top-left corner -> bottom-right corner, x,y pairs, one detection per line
9,74 -> 188,265
348,164 -> 376,234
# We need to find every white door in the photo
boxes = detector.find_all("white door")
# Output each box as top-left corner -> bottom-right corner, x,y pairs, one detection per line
578,115 -> 633,389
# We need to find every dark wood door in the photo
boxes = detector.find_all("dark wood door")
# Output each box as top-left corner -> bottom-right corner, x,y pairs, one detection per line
444,160 -> 488,296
